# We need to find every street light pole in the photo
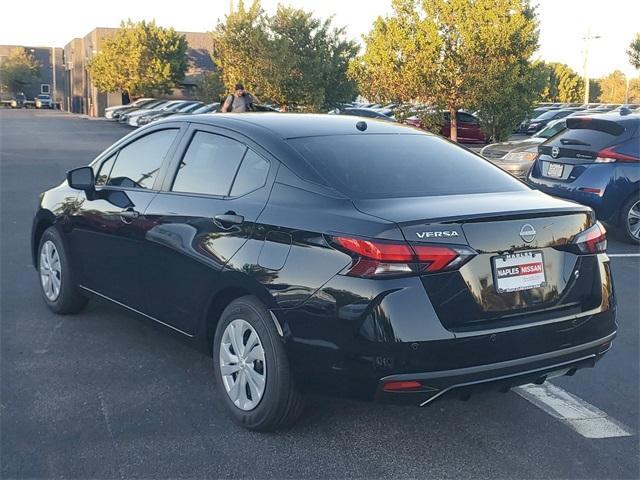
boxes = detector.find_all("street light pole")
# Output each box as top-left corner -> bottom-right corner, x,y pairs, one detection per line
582,32 -> 601,104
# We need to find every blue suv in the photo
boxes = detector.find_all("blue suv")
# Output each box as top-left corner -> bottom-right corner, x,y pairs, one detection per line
528,112 -> 640,244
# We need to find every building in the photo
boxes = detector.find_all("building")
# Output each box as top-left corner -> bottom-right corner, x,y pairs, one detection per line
0,45 -> 65,104
63,28 -> 215,117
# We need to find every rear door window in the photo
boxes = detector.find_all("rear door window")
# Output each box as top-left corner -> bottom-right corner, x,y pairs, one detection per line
288,134 -> 525,199
171,131 -> 247,196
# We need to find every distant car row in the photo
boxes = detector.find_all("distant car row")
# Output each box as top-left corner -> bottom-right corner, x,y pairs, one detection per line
330,102 -> 487,143
104,98 -> 280,126
2,93 -> 55,109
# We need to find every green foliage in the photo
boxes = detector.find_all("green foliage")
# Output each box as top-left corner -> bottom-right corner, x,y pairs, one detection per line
0,48 -> 40,94
597,70 -> 628,103
628,78 -> 640,103
194,71 -> 225,103
210,0 -> 358,111
627,33 -> 640,70
538,62 -> 584,103
87,20 -> 188,98
350,0 -> 541,141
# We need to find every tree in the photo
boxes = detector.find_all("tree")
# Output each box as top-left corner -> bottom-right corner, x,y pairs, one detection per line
210,1 -> 357,110
193,71 -> 225,103
628,78 -> 640,103
597,70 -> 628,103
0,48 -> 40,94
627,33 -> 640,70
538,62 -> 584,103
87,20 -> 188,99
351,0 -> 540,142
269,6 -> 358,110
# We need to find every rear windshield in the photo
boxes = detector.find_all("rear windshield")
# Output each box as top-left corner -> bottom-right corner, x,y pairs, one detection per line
548,118 -> 630,149
288,134 -> 526,199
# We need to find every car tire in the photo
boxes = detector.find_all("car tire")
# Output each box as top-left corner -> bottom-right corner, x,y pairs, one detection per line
620,194 -> 640,245
37,226 -> 88,314
213,295 -> 304,431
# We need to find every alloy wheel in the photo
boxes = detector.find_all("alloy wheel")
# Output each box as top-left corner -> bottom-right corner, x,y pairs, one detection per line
219,319 -> 267,411
627,200 -> 640,240
40,240 -> 62,301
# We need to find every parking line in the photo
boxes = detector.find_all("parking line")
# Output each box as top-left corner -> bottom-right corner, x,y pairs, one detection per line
514,383 -> 634,439
608,253 -> 640,257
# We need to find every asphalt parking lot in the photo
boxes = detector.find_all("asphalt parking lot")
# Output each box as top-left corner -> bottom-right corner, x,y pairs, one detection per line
1,109 -> 638,479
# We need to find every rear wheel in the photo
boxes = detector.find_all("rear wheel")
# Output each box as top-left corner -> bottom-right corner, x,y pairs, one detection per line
620,195 -> 640,245
213,295 -> 304,431
38,227 -> 88,314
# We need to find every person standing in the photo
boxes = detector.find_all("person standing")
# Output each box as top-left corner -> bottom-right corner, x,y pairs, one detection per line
221,83 -> 255,113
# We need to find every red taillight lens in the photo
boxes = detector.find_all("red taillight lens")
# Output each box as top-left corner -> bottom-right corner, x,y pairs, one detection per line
332,236 -> 475,278
573,222 -> 607,254
596,146 -> 640,163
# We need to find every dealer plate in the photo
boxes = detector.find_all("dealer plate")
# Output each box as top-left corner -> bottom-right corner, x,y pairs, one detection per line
492,250 -> 546,293
547,162 -> 564,178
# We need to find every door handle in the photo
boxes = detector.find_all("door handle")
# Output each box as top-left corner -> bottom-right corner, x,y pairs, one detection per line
214,213 -> 244,229
120,208 -> 140,223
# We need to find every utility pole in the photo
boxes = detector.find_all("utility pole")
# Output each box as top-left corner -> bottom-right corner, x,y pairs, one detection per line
51,46 -> 57,108
582,31 -> 601,104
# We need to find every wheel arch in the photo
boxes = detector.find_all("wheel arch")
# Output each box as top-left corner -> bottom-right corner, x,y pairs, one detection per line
31,211 -> 57,269
198,273 -> 280,355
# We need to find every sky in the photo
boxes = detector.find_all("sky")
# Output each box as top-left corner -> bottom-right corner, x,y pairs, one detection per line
1,0 -> 638,78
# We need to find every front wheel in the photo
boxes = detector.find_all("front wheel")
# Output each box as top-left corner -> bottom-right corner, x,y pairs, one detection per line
620,195 -> 640,245
38,227 -> 88,314
213,296 -> 304,431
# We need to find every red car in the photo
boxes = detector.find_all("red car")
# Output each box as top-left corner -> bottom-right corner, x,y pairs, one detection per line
404,110 -> 487,144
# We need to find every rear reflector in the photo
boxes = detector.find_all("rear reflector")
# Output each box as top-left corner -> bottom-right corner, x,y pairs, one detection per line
573,222 -> 607,254
383,380 -> 422,392
331,236 -> 476,278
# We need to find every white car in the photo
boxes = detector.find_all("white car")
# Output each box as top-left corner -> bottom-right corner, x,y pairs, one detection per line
34,94 -> 53,109
124,101 -> 189,126
104,98 -> 155,119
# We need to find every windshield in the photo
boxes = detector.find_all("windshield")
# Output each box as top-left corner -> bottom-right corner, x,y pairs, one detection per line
534,121 -> 566,139
288,134 -> 526,199
534,110 -> 563,121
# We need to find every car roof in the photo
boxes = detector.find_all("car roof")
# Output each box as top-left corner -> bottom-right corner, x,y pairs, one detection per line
181,113 -> 416,139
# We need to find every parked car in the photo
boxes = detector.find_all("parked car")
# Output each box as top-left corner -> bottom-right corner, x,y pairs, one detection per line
335,107 -> 396,121
32,113 -> 615,431
404,110 -> 486,144
10,93 -> 27,108
528,112 -> 640,243
526,108 -> 577,134
136,101 -> 204,126
105,98 -> 155,119
481,119 -> 566,178
114,99 -> 170,121
185,102 -> 221,115
34,94 -> 54,109
121,100 -> 191,126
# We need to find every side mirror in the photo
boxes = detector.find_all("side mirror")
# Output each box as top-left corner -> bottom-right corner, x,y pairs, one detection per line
67,166 -> 95,191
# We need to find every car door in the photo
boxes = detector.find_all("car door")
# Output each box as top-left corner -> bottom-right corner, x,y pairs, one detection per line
68,126 -> 183,310
457,112 -> 483,143
140,124 -> 275,334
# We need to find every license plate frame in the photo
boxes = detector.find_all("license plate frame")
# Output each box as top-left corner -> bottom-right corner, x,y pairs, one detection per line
547,162 -> 564,178
492,250 -> 546,294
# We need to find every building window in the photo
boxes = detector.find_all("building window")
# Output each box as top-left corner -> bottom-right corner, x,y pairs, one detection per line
41,84 -> 50,94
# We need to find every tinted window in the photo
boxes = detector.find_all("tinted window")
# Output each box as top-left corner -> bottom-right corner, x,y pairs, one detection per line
172,131 -> 247,196
106,129 -> 178,189
95,154 -> 116,186
535,110 -> 564,120
230,149 -> 269,196
457,112 -> 477,123
289,134 -> 525,199
536,121 -> 566,139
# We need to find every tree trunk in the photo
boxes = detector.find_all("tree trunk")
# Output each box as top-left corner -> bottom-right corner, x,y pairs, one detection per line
449,106 -> 458,142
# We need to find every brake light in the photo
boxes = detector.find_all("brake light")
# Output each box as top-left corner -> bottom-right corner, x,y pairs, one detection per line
332,236 -> 475,278
595,146 -> 640,163
383,380 -> 422,392
573,222 -> 607,254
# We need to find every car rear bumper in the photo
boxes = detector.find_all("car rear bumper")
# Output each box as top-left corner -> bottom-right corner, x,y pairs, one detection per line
374,332 -> 614,405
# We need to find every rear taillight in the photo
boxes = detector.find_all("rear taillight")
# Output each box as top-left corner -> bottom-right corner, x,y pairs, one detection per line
332,236 -> 476,278
595,146 -> 640,163
573,222 -> 607,254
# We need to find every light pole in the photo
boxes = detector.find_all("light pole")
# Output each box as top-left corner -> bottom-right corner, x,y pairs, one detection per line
582,32 -> 601,104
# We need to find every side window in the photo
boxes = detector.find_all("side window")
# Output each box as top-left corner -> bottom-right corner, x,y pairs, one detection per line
106,129 -> 178,189
230,149 -> 270,196
95,154 -> 116,186
457,112 -> 477,124
172,131 -> 247,196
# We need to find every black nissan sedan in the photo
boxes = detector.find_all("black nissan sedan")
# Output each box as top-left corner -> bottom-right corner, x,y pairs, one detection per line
32,114 -> 616,431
